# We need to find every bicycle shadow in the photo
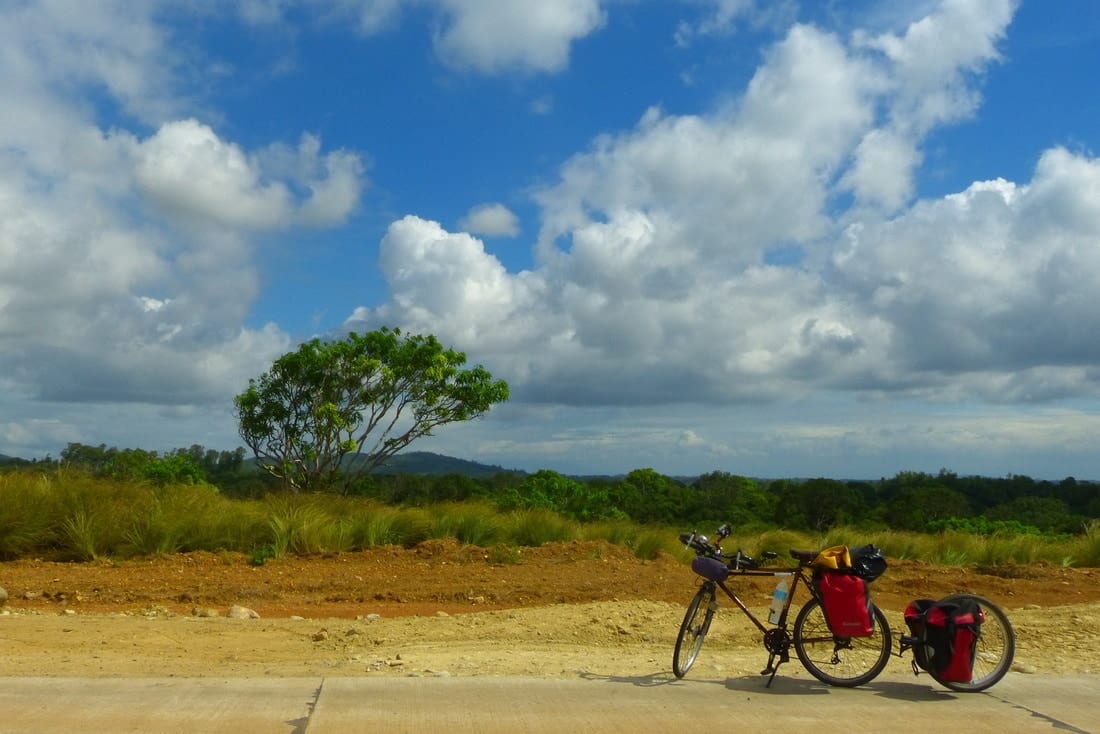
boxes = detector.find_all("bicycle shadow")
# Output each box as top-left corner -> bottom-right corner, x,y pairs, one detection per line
577,669 -> 960,702
722,675 -> 961,702
576,670 -> 685,688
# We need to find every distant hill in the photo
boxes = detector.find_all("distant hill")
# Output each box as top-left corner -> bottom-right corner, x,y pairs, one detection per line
0,453 -> 30,466
242,451 -> 525,478
370,451 -> 525,478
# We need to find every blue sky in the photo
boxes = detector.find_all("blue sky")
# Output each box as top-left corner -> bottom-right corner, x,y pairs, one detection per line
3,0 -> 1100,480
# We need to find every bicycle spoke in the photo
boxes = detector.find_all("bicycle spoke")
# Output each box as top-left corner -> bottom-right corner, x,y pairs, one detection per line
673,585 -> 716,678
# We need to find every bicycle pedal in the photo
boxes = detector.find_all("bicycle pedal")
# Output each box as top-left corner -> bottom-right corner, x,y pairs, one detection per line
760,666 -> 775,676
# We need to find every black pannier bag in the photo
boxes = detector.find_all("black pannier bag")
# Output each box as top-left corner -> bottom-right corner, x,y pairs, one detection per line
904,597 -> 984,682
849,544 -> 887,581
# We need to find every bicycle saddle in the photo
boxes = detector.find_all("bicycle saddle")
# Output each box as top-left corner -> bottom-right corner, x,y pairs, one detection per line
789,549 -> 817,565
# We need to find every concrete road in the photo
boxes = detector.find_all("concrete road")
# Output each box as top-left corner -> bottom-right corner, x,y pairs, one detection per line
0,673 -> 1095,734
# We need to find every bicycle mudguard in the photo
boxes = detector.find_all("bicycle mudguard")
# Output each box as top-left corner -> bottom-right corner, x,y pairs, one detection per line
691,556 -> 730,582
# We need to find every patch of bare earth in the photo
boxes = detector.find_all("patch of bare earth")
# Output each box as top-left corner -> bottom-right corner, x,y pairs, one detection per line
1,540 -> 1097,678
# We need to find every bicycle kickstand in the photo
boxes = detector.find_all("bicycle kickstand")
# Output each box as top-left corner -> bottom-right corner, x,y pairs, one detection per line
760,655 -> 782,687
760,630 -> 791,687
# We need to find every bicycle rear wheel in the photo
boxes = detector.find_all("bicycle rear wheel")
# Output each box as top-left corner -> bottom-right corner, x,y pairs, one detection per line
793,599 -> 892,687
932,594 -> 1015,692
673,584 -> 716,678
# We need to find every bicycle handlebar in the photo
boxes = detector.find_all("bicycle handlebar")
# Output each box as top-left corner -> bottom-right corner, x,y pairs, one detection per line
680,527 -> 781,571
679,530 -> 768,570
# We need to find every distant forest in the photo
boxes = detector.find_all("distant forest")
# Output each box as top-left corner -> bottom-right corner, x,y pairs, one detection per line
2,443 -> 1096,536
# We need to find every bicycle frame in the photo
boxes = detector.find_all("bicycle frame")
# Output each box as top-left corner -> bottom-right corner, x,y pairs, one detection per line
704,565 -> 817,635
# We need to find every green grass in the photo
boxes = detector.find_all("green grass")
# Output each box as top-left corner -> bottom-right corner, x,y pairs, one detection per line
1076,520 -> 1100,566
485,545 -> 524,564
629,528 -> 673,560
431,502 -> 502,546
504,508 -> 579,546
123,484 -> 234,556
348,504 -> 432,547
579,519 -> 639,547
0,473 -> 58,559
0,469 -> 1096,568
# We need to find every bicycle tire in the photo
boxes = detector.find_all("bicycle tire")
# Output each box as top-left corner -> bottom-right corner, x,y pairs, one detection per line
931,593 -> 1016,692
673,584 -> 716,678
793,599 -> 892,687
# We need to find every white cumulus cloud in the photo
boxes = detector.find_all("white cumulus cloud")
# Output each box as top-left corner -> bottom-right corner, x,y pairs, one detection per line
433,0 -> 606,73
459,203 -> 520,237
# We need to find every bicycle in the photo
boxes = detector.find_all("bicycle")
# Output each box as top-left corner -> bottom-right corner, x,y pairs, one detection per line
898,593 -> 1016,692
673,525 -> 892,687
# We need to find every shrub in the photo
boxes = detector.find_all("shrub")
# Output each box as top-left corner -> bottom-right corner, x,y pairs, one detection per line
630,529 -> 674,560
386,507 -> 433,547
505,508 -> 578,547
580,520 -> 639,547
753,529 -> 811,561
53,474 -> 145,559
927,516 -> 1043,536
431,502 -> 502,546
486,545 -> 523,564
348,505 -> 432,548
1077,520 -> 1100,567
123,484 -> 229,556
0,473 -> 59,559
264,495 -> 342,556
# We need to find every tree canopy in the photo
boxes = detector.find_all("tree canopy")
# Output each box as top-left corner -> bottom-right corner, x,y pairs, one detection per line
234,327 -> 509,494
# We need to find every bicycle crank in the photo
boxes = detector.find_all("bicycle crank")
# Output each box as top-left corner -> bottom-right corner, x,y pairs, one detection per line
764,628 -> 791,659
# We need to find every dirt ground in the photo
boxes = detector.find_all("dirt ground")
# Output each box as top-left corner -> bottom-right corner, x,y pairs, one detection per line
1,540 -> 1098,679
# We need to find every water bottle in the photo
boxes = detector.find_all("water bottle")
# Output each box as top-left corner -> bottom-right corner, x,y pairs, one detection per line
768,574 -> 792,625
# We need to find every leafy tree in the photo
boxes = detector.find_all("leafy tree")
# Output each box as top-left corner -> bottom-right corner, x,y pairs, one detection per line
987,496 -> 1080,534
180,445 -> 246,483
1053,476 -> 1099,515
425,473 -> 484,503
60,443 -> 112,473
234,327 -> 509,494
59,443 -> 207,485
616,468 -> 693,523
772,478 -> 865,531
692,471 -> 773,527
884,485 -> 972,531
496,470 -> 625,521
140,450 -> 207,485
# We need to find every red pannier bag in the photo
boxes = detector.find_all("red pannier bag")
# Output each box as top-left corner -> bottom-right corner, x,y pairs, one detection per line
918,598 -> 984,682
817,571 -> 873,637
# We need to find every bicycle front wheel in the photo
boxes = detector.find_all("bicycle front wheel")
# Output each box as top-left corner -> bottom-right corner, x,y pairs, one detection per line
673,584 -> 716,678
933,594 -> 1016,692
793,599 -> 892,687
